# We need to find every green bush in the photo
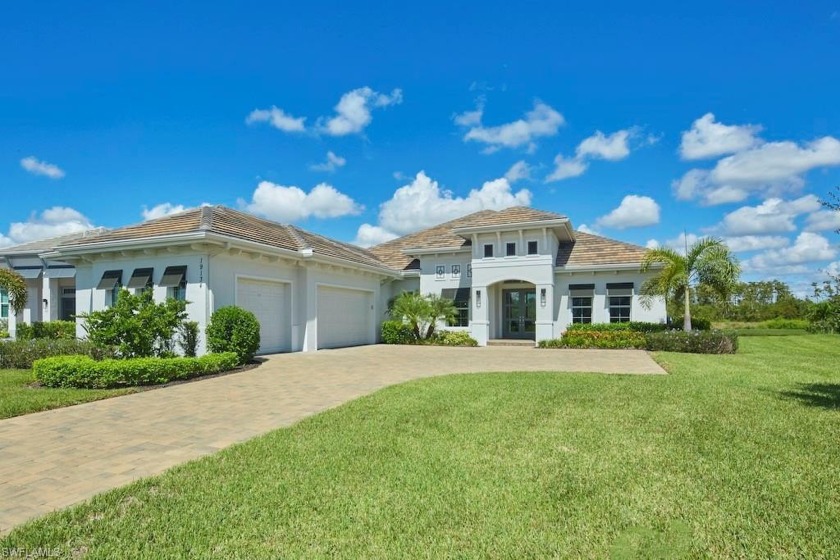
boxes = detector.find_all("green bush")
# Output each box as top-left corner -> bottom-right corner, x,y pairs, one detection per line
670,317 -> 712,331
645,331 -> 738,354
0,339 -> 116,369
34,352 -> 240,389
566,322 -> 668,333
381,320 -> 417,344
206,307 -> 261,365
760,318 -> 809,330
433,330 -> 478,347
178,321 -> 200,357
15,320 -> 77,340
540,330 -> 647,349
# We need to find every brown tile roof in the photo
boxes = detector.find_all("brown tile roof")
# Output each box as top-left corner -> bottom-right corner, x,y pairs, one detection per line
59,206 -> 392,272
369,206 -> 566,270
556,231 -> 648,267
0,230 -> 107,255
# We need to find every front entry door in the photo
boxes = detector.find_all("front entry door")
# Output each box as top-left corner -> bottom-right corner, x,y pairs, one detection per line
502,289 -> 536,340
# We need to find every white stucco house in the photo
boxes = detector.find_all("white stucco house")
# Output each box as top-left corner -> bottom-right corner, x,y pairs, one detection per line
0,205 -> 665,352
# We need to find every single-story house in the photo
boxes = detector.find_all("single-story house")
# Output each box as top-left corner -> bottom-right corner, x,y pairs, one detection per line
1,205 -> 665,352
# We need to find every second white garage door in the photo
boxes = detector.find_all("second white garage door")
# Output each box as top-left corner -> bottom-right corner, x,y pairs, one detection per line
317,286 -> 373,349
236,278 -> 289,354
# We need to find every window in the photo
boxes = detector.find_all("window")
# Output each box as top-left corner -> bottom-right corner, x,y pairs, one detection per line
607,282 -> 633,323
170,280 -> 187,301
127,267 -> 154,292
527,240 -> 538,255
0,289 -> 8,319
108,287 -> 121,307
442,288 -> 470,327
160,265 -> 188,301
571,297 -> 592,323
506,242 -> 516,256
483,244 -> 494,258
467,264 -> 472,278
97,270 -> 122,308
451,264 -> 461,279
435,265 -> 445,280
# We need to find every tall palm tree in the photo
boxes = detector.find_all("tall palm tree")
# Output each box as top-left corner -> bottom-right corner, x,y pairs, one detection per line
640,237 -> 741,331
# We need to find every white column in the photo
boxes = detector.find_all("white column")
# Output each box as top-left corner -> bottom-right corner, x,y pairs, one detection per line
43,276 -> 60,321
470,285 -> 488,346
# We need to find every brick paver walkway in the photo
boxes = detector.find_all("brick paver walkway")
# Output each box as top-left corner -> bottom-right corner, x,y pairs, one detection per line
0,345 -> 664,533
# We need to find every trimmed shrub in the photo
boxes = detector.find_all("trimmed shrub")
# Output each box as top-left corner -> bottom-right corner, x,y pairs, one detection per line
206,307 -> 261,365
34,352 -> 240,388
0,339 -> 116,370
178,321 -> 200,357
540,330 -> 647,349
434,330 -> 478,347
670,317 -> 712,331
645,331 -> 738,354
566,322 -> 668,333
381,320 -> 417,345
15,320 -> 77,341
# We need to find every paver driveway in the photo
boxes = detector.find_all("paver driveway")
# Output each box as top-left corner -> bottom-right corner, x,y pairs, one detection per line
0,345 -> 664,533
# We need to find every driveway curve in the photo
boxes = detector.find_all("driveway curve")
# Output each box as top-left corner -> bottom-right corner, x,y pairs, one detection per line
0,345 -> 663,532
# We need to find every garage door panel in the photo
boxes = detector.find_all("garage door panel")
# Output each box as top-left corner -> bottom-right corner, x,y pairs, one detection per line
236,279 -> 289,354
317,286 -> 373,349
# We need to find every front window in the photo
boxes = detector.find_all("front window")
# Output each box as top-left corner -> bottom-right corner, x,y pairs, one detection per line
571,297 -> 592,324
506,242 -> 516,256
0,289 -> 8,319
609,296 -> 631,323
170,281 -> 187,301
527,240 -> 538,255
443,288 -> 470,327
108,287 -> 121,307
483,244 -> 494,258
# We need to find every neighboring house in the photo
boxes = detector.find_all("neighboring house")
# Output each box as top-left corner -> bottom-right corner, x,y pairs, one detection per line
0,231 -> 103,338
4,205 -> 665,353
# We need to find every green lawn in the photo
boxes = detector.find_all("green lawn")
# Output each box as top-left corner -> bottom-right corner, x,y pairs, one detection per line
0,369 -> 137,419
3,336 -> 839,558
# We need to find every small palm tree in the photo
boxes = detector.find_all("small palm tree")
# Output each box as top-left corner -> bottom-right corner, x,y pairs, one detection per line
389,292 -> 431,339
640,237 -> 740,331
424,294 -> 457,339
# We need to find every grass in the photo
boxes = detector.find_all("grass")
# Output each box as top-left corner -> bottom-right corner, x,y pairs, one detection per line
0,369 -> 137,419
3,335 -> 839,558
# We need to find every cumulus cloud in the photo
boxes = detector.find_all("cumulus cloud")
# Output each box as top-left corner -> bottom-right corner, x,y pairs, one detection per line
142,203 -> 189,221
245,106 -> 306,132
722,235 -> 790,253
504,160 -> 532,183
20,156 -> 65,179
713,195 -> 821,236
310,151 -> 347,173
319,87 -> 402,136
353,171 -> 532,244
745,232 -> 838,271
577,224 -> 600,235
645,239 -> 660,249
805,208 -> 840,232
352,224 -> 399,248
241,181 -> 363,223
0,206 -> 95,247
546,128 -> 635,182
665,232 -> 701,254
459,101 -> 564,152
595,195 -> 660,229
680,113 -> 762,160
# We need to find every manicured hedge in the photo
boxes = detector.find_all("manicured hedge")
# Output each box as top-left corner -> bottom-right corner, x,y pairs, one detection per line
34,352 -> 240,389
15,320 -> 77,341
206,307 -> 261,364
0,339 -> 115,369
645,331 -> 738,354
670,317 -> 712,331
381,320 -> 417,344
566,322 -> 668,333
539,330 -> 647,349
433,331 -> 478,347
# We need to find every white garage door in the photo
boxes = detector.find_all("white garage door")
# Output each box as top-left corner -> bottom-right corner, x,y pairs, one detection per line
317,286 -> 373,349
236,279 -> 289,354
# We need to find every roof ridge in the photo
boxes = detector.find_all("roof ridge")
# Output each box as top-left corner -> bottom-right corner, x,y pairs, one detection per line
293,225 -> 390,264
199,206 -> 214,230
284,224 -> 310,251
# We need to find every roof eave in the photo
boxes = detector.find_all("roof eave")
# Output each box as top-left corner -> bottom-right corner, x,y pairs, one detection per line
452,218 -> 570,235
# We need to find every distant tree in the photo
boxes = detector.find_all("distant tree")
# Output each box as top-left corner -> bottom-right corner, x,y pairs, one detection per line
0,269 -> 27,315
640,238 -> 741,331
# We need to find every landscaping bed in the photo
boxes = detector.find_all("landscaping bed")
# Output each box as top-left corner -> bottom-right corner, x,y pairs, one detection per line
538,323 -> 739,354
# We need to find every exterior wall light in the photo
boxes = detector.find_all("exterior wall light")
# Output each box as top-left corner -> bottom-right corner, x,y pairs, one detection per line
540,288 -> 546,307
476,289 -> 482,308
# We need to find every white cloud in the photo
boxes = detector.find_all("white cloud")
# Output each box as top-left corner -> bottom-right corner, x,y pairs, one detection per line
680,113 -> 762,160
357,171 -> 532,240
645,239 -> 660,249
546,154 -> 588,181
20,156 -> 65,179
805,208 -> 840,232
714,195 -> 821,236
665,232 -> 701,254
0,206 -> 94,247
241,181 -> 363,223
245,106 -> 306,132
310,151 -> 347,173
722,235 -> 790,253
142,203 -> 189,221
352,224 -> 398,248
319,87 -> 402,136
453,102 -> 483,127
459,101 -> 564,152
576,130 -> 632,161
745,232 -> 838,270
595,195 -> 660,229
576,224 -> 600,235
504,160 -> 532,183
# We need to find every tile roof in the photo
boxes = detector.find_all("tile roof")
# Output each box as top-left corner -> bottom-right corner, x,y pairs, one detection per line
59,206 -> 392,271
0,230 -> 106,255
556,231 -> 648,267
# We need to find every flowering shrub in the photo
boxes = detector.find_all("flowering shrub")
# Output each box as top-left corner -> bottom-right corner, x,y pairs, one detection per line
539,330 -> 646,349
645,331 -> 738,354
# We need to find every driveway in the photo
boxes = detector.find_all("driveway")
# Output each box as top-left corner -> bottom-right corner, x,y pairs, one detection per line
0,345 -> 664,533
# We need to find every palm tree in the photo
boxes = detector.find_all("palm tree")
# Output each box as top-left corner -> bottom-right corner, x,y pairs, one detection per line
640,237 -> 741,331
424,294 -> 457,339
389,292 -> 431,339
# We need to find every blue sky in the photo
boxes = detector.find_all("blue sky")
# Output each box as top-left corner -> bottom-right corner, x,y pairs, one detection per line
2,1 -> 839,294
